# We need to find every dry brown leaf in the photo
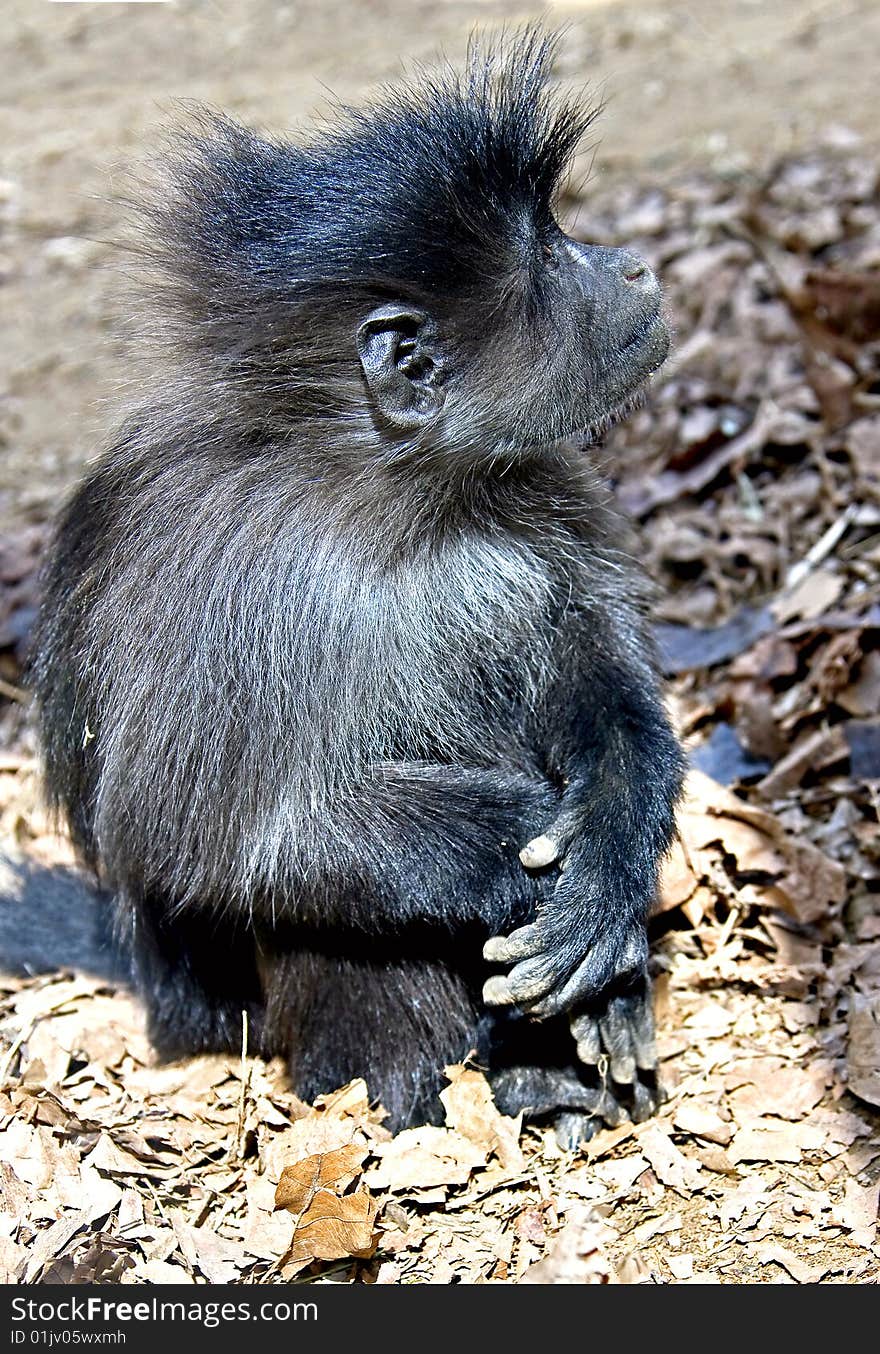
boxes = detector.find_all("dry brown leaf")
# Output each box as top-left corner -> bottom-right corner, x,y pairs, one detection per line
275,1143 -> 368,1213
657,838 -> 698,913
832,1177 -> 879,1246
666,769 -> 846,924
728,1120 -> 826,1164
282,1188 -> 378,1272
757,725 -> 849,797
590,1153 -> 652,1192
673,1102 -> 734,1146
439,1064 -> 523,1172
272,1105 -> 356,1159
846,994 -> 880,1108
366,1125 -> 486,1193
773,568 -> 844,624
755,1243 -> 827,1284
666,1253 -> 696,1280
173,1220 -> 245,1285
638,1123 -> 703,1194
242,1178 -> 298,1261
520,1207 -> 616,1285
728,1063 -> 829,1123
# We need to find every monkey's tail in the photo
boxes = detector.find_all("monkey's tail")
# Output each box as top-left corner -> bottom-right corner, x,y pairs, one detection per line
0,851 -> 128,984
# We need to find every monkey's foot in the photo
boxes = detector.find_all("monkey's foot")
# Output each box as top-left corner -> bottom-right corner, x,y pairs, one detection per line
570,976 -> 658,1083
564,976 -> 660,1143
490,1052 -> 660,1151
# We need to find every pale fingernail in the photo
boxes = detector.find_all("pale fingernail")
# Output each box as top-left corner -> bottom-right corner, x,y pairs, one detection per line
573,1028 -> 602,1064
482,976 -> 514,1005
482,937 -> 507,962
519,834 -> 558,868
635,1040 -> 658,1071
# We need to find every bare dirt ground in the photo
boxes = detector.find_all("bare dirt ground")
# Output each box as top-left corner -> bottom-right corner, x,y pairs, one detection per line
1,0 -> 879,1285
2,0 -> 879,527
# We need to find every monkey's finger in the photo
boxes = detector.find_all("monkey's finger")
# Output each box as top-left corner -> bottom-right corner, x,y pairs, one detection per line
483,957 -> 555,1008
518,834 -> 560,869
570,1012 -> 602,1066
519,805 -> 585,870
534,924 -> 649,1017
598,1003 -> 636,1085
629,992 -> 658,1071
482,975 -> 518,1007
630,1079 -> 658,1124
483,925 -> 544,965
554,1110 -> 600,1150
594,1087 -> 625,1128
526,954 -> 610,1018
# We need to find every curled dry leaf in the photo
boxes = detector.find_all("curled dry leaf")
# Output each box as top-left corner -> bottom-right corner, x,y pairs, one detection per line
658,769 -> 846,924
439,1064 -> 524,1172
275,1143 -> 369,1213
846,994 -> 880,1108
274,1143 -> 376,1274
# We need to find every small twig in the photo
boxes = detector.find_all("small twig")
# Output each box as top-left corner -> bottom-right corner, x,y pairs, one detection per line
0,678 -> 29,706
144,1177 -> 171,1224
785,503 -> 859,590
234,1008 -> 252,1161
0,1021 -> 35,1085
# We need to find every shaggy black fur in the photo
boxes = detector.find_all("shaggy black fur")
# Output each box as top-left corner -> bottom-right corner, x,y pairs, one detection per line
28,30 -> 683,1140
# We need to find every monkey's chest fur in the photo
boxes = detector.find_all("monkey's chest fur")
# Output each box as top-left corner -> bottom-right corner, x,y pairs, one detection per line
73,488 -> 575,905
314,532 -> 558,769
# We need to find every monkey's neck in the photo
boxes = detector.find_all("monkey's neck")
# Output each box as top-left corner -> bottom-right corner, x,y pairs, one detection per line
310,433 -> 616,564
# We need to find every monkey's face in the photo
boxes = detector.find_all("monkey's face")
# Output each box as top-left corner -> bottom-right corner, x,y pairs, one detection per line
474,232 -> 670,449
546,236 -> 670,432
355,233 -> 667,454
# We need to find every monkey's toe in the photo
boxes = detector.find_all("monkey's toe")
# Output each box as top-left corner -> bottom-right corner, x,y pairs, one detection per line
571,977 -> 658,1080
568,975 -> 661,1127
554,1110 -> 600,1150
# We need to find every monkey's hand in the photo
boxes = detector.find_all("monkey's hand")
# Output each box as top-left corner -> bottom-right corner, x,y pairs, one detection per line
481,814 -> 652,1019
484,903 -> 660,1123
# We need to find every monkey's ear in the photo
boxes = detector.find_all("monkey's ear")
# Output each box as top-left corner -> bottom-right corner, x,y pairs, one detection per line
357,305 -> 445,432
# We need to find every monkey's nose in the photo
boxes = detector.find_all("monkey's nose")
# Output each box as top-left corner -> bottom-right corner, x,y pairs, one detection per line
620,253 -> 659,295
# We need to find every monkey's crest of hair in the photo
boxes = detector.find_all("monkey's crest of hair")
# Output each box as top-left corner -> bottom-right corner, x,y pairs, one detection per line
137,29 -> 596,357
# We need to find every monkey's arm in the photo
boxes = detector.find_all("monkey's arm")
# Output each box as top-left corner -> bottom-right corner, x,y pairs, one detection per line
481,634 -> 683,1024
254,763 -> 558,934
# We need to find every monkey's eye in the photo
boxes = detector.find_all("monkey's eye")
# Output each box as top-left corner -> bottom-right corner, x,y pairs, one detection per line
542,241 -> 559,272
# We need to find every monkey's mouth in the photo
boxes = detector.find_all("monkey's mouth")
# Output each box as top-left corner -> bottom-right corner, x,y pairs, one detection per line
621,303 -> 668,365
581,311 -> 670,439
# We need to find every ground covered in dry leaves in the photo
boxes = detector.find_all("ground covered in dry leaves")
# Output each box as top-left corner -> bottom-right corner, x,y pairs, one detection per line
1,138 -> 879,1286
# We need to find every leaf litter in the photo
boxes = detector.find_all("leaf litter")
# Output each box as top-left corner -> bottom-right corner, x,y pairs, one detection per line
1,138 -> 880,1284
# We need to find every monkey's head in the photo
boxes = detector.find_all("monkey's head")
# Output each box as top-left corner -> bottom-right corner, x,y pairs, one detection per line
146,30 -> 668,459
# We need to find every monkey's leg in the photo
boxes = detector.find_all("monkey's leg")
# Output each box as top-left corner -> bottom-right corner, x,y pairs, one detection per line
122,891 -> 266,1058
482,649 -> 683,1026
259,932 -> 483,1132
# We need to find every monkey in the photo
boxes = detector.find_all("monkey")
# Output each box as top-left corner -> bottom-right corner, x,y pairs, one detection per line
22,30 -> 684,1146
